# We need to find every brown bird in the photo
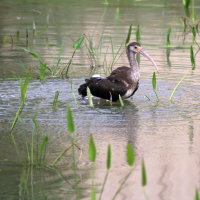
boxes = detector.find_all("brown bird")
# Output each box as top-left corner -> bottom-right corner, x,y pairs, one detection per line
78,42 -> 158,101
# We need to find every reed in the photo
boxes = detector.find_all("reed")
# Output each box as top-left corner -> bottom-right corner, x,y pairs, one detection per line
152,72 -> 159,101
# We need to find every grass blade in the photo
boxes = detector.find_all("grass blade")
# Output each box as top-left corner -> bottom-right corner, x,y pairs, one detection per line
20,72 -> 30,105
106,144 -> 111,170
40,136 -> 49,152
152,72 -> 156,90
67,106 -> 74,134
141,159 -> 147,187
125,24 -> 132,45
73,35 -> 85,50
166,27 -> 172,47
52,91 -> 59,109
136,25 -> 141,43
39,62 -> 47,81
190,46 -> 195,70
87,87 -> 94,107
10,105 -> 24,133
152,72 -> 159,101
91,187 -> 96,200
126,142 -> 135,167
169,73 -> 187,102
195,189 -> 199,200
182,0 -> 191,8
22,48 -> 40,60
51,144 -> 73,166
118,95 -> 124,107
88,135 -> 96,162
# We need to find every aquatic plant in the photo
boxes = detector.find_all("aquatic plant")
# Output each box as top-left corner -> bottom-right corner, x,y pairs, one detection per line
195,189 -> 200,200
166,27 -> 172,47
52,91 -> 59,109
23,48 -> 48,81
182,0 -> 191,9
87,87 -> 94,108
112,142 -> 135,200
61,35 -> 85,77
169,73 -> 187,102
99,144 -> 111,200
190,45 -> 195,70
136,25 -> 141,63
152,72 -> 159,101
136,25 -> 141,43
118,94 -> 124,107
85,33 -> 124,76
26,114 -> 49,166
23,36 -> 84,79
141,159 -> 147,187
89,135 -> 97,200
125,24 -> 132,46
10,72 -> 30,133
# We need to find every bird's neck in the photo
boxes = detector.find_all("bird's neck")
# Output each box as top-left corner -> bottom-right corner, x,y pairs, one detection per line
127,51 -> 140,80
127,51 -> 138,71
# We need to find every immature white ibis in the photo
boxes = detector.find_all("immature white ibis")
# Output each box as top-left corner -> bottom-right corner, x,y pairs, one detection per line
78,42 -> 158,101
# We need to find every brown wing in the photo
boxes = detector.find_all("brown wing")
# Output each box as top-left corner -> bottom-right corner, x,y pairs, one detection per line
107,66 -> 133,85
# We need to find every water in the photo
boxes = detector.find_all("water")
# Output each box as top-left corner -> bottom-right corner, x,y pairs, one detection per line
0,0 -> 200,199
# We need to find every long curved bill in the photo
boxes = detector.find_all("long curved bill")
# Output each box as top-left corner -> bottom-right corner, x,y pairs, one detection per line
139,49 -> 159,72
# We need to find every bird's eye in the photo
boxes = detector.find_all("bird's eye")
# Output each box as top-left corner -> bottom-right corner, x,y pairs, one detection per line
134,46 -> 137,49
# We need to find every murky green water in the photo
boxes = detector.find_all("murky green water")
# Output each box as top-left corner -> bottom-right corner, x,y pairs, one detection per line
1,0 -> 200,199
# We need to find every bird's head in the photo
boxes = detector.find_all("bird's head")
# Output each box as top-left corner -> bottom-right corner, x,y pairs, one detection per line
127,42 -> 159,72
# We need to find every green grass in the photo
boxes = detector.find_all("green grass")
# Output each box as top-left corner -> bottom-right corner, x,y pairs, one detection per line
25,114 -> 49,167
87,87 -> 94,108
141,159 -> 147,187
169,73 -> 188,102
136,25 -> 141,43
166,27 -> 172,47
10,72 -> 30,134
67,106 -> 75,134
111,142 -> 135,200
125,24 -> 132,46
195,189 -> 200,200
62,35 -> 85,78
190,46 -> 196,70
52,91 -> 59,109
118,94 -> 124,107
152,72 -> 159,101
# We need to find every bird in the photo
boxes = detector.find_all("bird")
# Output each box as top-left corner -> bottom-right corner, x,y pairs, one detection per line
78,42 -> 158,102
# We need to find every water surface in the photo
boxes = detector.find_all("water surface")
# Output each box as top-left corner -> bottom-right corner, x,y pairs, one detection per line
0,0 -> 200,199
